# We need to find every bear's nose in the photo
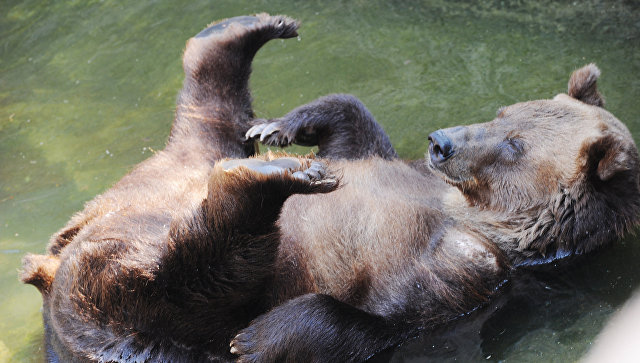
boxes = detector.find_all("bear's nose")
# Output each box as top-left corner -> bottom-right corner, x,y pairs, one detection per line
428,130 -> 454,163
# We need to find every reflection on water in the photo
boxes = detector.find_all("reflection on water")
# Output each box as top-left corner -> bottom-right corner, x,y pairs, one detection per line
1,0 -> 638,361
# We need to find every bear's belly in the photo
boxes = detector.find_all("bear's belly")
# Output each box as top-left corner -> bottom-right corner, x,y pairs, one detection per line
275,216 -> 505,320
274,159 -> 506,321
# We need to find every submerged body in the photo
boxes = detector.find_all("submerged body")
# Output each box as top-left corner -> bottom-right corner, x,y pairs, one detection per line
20,14 -> 640,362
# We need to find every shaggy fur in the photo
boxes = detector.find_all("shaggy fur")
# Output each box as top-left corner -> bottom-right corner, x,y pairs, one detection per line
21,14 -> 640,363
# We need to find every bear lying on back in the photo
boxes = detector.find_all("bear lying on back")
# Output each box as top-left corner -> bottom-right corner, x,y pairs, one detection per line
20,14 -> 640,362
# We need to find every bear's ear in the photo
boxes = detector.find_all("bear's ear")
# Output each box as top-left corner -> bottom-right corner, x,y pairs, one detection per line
20,254 -> 60,295
568,63 -> 605,107
582,135 -> 634,181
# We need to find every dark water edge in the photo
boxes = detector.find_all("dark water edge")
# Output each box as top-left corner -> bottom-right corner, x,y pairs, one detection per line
1,0 -> 639,361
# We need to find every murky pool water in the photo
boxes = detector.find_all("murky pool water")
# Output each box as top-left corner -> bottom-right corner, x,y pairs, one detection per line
1,0 -> 639,361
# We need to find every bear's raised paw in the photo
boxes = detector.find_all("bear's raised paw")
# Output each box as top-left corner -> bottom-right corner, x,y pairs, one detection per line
183,14 -> 299,81
194,14 -> 298,40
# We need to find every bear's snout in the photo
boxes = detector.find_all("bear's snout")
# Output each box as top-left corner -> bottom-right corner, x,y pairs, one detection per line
428,130 -> 455,163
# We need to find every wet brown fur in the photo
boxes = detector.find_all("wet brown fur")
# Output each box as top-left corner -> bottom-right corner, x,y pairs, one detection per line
20,14 -> 640,363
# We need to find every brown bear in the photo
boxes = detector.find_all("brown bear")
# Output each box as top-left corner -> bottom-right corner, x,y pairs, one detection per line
20,13 -> 640,363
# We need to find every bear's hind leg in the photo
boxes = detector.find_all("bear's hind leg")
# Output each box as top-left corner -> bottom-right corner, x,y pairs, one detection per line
168,14 -> 299,160
158,154 -> 339,348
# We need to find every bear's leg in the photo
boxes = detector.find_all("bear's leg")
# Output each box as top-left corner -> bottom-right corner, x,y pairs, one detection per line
160,154 -> 338,346
168,14 -> 299,160
38,15 -> 300,257
230,293 -> 405,362
35,152 -> 329,362
246,94 -> 398,160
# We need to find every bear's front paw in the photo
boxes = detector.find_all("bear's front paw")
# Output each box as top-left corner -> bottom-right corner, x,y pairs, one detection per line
219,155 -> 338,193
246,119 -> 319,148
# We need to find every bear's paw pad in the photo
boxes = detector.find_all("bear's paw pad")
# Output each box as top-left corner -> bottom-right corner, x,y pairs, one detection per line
194,14 -> 298,41
195,16 -> 260,38
220,158 -> 333,185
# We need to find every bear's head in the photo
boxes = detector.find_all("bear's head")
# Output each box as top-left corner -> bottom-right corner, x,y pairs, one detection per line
428,64 -> 640,264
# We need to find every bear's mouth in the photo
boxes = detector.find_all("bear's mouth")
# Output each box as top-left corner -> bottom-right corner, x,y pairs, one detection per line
427,158 -> 473,187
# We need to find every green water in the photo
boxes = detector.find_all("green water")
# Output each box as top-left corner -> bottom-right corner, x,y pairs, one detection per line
1,0 -> 639,361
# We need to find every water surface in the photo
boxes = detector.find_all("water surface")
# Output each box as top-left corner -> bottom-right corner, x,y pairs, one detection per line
1,0 -> 639,361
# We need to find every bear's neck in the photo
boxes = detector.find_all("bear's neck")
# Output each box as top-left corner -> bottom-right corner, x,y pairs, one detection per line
443,187 -> 575,266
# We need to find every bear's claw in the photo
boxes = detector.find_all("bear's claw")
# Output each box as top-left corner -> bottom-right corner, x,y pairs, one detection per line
230,330 -> 261,362
293,161 -> 329,182
246,119 -> 294,147
259,123 -> 282,142
245,121 -> 283,143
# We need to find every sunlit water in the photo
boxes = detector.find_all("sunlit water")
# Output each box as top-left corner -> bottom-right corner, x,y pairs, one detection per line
1,1 -> 639,361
